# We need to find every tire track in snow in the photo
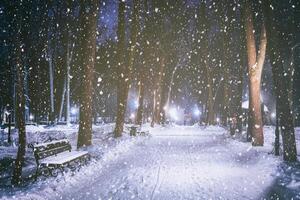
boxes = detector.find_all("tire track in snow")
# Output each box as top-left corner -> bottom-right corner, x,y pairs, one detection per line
150,164 -> 161,200
149,139 -> 166,200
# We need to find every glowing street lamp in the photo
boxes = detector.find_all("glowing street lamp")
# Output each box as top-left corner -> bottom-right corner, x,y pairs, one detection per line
71,107 -> 78,115
130,113 -> 135,120
271,112 -> 276,119
193,108 -> 201,117
169,107 -> 178,121
29,114 -> 34,121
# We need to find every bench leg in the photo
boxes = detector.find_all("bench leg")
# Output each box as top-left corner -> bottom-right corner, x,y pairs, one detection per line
59,166 -> 65,175
50,168 -> 59,177
34,166 -> 39,181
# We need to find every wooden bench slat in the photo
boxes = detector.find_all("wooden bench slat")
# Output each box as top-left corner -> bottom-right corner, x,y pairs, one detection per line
36,145 -> 71,159
40,151 -> 89,165
34,139 -> 69,148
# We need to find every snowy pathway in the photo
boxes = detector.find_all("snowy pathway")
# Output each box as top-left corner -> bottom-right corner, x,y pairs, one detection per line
57,126 -> 279,200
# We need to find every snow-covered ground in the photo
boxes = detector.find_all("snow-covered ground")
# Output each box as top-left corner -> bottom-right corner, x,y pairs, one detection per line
0,125 -> 300,200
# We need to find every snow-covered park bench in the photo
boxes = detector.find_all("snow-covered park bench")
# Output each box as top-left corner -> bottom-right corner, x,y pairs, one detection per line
127,125 -> 150,136
28,139 -> 90,178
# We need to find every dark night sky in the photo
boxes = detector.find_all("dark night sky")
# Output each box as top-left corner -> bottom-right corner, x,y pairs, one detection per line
0,0 -> 299,124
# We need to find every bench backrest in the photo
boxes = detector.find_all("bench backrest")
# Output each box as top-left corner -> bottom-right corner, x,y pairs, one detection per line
31,139 -> 72,160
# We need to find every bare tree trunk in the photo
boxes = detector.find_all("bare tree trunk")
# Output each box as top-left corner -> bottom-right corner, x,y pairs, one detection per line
151,90 -> 156,127
218,4 -> 231,127
244,1 -> 266,146
206,68 -> 214,125
114,0 -> 139,137
135,0 -> 150,126
77,0 -> 99,148
165,64 -> 178,109
66,40 -> 73,126
237,6 -> 246,134
222,69 -> 229,126
237,56 -> 244,134
135,75 -> 145,125
197,2 -> 214,125
48,52 -> 55,124
58,78 -> 66,122
151,56 -> 165,126
12,6 -> 26,184
263,0 -> 297,161
114,0 -> 128,137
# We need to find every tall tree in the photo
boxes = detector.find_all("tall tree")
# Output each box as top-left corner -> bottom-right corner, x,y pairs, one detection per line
263,0 -> 297,161
114,0 -> 139,136
236,4 -> 246,134
77,0 -> 100,148
135,0 -> 149,126
151,55 -> 166,127
218,1 -> 232,126
114,0 -> 127,137
244,0 -> 267,146
11,1 -> 27,185
197,1 -> 214,125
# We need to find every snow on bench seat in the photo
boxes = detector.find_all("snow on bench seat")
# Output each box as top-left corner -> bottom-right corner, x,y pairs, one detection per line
40,151 -> 89,165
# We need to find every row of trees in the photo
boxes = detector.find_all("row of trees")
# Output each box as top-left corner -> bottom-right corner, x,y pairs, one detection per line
2,0 -> 298,184
244,0 -> 297,161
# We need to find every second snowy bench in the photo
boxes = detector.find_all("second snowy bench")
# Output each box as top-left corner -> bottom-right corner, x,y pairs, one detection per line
29,139 -> 90,178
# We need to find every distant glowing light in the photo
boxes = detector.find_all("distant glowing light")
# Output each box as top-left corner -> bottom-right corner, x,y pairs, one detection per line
193,109 -> 201,116
216,117 -> 220,123
169,107 -> 178,121
130,113 -> 135,120
29,114 -> 34,120
134,100 -> 139,108
71,107 -> 78,115
271,113 -> 276,119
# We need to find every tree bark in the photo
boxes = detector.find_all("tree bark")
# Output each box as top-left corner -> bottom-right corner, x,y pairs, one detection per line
237,5 -> 246,134
135,0 -> 150,126
218,2 -> 232,127
151,56 -> 166,126
77,0 -> 99,148
197,2 -> 214,125
206,68 -> 214,125
114,0 -> 139,136
59,78 -> 66,122
66,40 -> 72,125
244,1 -> 266,146
135,75 -> 145,126
48,51 -> 55,124
263,0 -> 297,161
114,0 -> 128,137
12,2 -> 26,184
